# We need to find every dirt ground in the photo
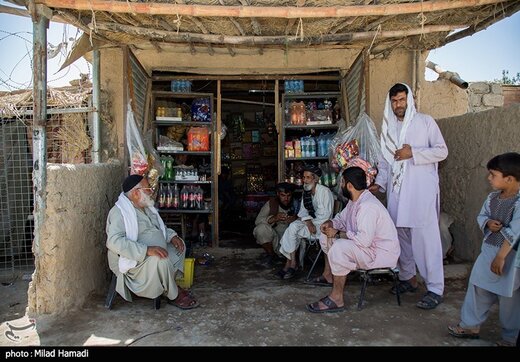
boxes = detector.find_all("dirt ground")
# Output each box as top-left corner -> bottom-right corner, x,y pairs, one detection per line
0,246 -> 506,347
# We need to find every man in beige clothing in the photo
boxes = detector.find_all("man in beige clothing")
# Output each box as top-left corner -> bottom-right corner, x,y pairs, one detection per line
106,174 -> 199,310
253,182 -> 296,266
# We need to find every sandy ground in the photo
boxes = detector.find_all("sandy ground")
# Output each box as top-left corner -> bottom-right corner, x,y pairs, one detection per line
0,247 -> 506,347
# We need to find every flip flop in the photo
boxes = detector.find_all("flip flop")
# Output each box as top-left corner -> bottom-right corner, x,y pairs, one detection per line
307,295 -> 345,313
304,275 -> 333,287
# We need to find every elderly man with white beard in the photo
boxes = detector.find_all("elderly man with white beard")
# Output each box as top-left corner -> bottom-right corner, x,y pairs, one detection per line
278,164 -> 334,280
106,174 -> 199,310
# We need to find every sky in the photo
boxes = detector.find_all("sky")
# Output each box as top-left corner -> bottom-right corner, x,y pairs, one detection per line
0,2 -> 519,91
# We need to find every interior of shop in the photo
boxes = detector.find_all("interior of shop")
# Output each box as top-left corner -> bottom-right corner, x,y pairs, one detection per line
150,74 -> 340,250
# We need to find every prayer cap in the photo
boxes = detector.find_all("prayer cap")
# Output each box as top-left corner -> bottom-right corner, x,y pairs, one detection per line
122,174 -> 144,193
276,182 -> 295,193
302,164 -> 322,177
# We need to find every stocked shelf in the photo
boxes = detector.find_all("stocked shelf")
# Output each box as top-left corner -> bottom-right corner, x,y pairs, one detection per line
152,90 -> 217,244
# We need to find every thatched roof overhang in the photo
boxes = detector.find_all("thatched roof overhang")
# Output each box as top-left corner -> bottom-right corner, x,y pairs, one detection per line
18,0 -> 518,57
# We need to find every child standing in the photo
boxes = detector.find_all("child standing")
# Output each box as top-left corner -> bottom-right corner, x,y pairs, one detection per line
448,152 -> 520,346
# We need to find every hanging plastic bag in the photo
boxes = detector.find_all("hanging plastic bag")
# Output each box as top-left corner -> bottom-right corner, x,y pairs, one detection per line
126,102 -> 148,175
143,129 -> 164,191
328,112 -> 382,173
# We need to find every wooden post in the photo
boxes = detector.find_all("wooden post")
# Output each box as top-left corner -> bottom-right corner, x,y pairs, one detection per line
275,79 -> 282,182
31,4 -> 49,252
214,80 -> 221,246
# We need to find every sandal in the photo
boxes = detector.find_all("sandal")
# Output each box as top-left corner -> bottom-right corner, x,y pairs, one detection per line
283,267 -> 298,280
304,275 -> 333,287
447,324 -> 480,339
416,291 -> 443,310
307,295 -> 345,313
168,291 -> 200,310
495,339 -> 515,347
389,280 -> 418,295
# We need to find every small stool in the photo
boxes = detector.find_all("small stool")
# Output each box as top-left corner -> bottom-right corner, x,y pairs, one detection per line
105,273 -> 161,310
357,267 -> 401,310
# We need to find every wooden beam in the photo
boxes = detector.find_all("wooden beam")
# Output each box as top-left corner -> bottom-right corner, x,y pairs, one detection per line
36,0 -> 508,18
441,2 -> 520,46
151,74 -> 340,81
92,22 -> 464,46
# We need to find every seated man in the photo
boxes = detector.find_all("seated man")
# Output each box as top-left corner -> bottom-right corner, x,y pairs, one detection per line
106,174 -> 199,309
278,164 -> 334,279
253,182 -> 297,266
307,167 -> 400,313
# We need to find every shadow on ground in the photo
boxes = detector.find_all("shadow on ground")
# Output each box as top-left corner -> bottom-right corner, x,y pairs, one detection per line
0,247 -> 502,346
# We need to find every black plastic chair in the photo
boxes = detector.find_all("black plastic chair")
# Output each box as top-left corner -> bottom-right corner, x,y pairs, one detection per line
105,273 -> 161,310
357,267 -> 401,310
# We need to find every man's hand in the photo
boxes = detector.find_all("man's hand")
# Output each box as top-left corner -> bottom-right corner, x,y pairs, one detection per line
276,212 -> 288,222
320,220 -> 333,233
368,184 -> 381,194
147,246 -> 168,258
324,227 -> 339,238
284,215 -> 297,224
170,236 -> 185,252
394,144 -> 413,161
306,221 -> 317,235
490,255 -> 505,275
487,219 -> 503,233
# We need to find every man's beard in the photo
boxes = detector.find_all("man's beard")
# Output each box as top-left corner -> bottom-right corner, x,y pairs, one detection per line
393,106 -> 406,119
138,190 -> 155,207
303,182 -> 314,191
342,187 -> 352,200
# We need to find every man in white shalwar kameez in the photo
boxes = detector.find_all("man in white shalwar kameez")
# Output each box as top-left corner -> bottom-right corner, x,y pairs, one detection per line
278,164 -> 333,280
106,174 -> 199,309
307,167 -> 400,313
371,83 -> 448,310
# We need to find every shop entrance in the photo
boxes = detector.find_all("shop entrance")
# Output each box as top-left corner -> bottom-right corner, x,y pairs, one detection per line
218,80 -> 278,248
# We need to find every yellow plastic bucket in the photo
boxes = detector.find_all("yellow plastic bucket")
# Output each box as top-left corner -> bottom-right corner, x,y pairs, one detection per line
177,257 -> 195,289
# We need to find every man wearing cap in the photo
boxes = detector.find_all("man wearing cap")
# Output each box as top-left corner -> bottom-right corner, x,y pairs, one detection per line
106,174 -> 199,309
278,164 -> 334,279
253,182 -> 297,266
370,83 -> 448,310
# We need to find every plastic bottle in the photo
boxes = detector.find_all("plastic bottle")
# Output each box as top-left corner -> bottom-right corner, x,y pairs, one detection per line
172,184 -> 179,209
158,184 -> 165,208
165,184 -> 172,208
181,185 -> 188,209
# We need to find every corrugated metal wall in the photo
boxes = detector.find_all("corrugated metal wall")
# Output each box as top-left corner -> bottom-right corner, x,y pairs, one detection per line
344,53 -> 366,124
129,54 -> 149,130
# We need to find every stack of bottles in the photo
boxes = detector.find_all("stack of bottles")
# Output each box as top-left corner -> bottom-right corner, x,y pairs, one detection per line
284,80 -> 304,93
171,80 -> 192,93
157,184 -> 205,210
284,133 -> 335,159
160,156 -> 175,180
317,162 -> 337,187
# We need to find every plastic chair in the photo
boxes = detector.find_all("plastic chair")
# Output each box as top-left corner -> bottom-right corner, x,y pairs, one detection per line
105,273 -> 161,310
357,267 -> 401,310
